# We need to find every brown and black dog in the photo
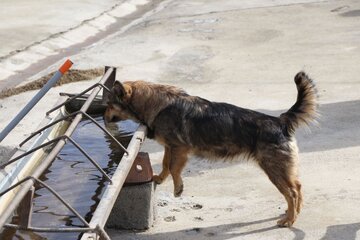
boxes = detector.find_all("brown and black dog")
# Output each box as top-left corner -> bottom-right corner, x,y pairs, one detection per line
104,72 -> 318,227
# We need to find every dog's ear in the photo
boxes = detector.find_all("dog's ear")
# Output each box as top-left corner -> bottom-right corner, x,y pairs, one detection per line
113,81 -> 125,97
113,81 -> 132,102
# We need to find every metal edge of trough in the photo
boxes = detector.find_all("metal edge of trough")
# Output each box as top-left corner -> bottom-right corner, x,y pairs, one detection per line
81,124 -> 147,240
0,97 -> 69,224
0,67 -> 147,238
0,67 -> 114,230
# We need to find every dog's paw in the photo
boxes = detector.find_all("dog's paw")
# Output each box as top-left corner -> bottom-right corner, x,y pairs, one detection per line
277,217 -> 295,228
296,205 -> 302,214
174,184 -> 184,197
153,175 -> 163,184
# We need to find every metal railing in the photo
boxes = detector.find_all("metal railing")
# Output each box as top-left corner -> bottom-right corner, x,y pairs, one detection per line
0,66 -> 147,239
81,125 -> 146,240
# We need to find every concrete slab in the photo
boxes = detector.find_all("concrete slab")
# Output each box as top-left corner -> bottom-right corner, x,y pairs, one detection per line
0,0 -> 120,57
106,182 -> 156,230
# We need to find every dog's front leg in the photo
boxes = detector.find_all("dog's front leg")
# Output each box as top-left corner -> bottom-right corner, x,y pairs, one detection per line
153,146 -> 171,184
169,147 -> 189,197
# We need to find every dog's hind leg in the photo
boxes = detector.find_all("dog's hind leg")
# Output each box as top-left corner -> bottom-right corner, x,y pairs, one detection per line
169,147 -> 189,197
295,179 -> 303,214
259,156 -> 300,227
284,179 -> 303,215
153,146 -> 171,184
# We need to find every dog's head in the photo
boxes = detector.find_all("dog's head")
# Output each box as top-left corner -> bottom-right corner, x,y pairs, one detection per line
104,81 -> 138,123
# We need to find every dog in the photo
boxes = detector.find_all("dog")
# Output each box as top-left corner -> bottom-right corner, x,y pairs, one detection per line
104,72 -> 318,227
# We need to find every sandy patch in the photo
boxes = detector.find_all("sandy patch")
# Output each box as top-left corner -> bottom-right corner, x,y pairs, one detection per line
0,68 -> 103,99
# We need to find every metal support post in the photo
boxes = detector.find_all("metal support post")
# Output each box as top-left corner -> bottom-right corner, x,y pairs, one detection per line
102,66 -> 116,104
18,186 -> 35,228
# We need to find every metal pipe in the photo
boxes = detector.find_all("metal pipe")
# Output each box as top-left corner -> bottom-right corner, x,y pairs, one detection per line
95,224 -> 111,240
34,178 -> 90,227
46,83 -> 112,116
0,176 -> 34,198
0,59 -> 73,142
4,224 -> 95,233
66,136 -> 112,183
19,112 -> 79,147
80,111 -> 129,155
0,176 -> 89,227
2,134 -> 113,183
20,110 -> 129,154
0,137 -> 63,169
0,67 -> 114,230
81,125 -> 147,240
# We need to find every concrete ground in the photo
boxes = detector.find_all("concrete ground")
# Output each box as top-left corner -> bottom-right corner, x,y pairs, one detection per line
1,0 -> 360,239
0,0 -> 120,57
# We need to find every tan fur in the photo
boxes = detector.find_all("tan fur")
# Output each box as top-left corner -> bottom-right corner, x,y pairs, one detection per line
123,81 -> 187,125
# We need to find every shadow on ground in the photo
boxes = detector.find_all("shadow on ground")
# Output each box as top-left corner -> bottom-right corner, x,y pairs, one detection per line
111,219 -> 360,240
320,222 -> 360,240
110,216 -> 307,240
259,100 -> 360,153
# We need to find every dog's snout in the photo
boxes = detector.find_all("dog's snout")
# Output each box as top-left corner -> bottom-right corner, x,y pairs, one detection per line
104,106 -> 122,124
104,107 -> 114,123
104,115 -> 112,124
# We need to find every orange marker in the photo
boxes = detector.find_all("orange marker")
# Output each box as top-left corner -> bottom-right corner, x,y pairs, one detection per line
59,59 -> 73,74
0,59 -> 74,142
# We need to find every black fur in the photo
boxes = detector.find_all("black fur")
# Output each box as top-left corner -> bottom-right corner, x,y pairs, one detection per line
151,97 -> 289,159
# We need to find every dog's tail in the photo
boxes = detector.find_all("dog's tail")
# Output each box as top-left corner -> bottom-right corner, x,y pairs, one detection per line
280,72 -> 318,134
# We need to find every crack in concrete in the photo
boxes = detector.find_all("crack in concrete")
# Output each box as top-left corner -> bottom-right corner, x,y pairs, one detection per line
143,0 -> 332,24
0,0 -> 174,91
0,1 -> 128,61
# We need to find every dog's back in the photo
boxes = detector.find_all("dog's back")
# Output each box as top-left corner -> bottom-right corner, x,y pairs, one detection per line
151,72 -> 317,161
152,97 -> 281,159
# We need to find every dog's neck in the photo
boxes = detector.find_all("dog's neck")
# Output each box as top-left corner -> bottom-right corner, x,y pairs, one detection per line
126,81 -> 187,127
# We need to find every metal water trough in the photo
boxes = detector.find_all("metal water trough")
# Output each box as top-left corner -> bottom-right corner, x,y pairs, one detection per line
0,66 -> 148,239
